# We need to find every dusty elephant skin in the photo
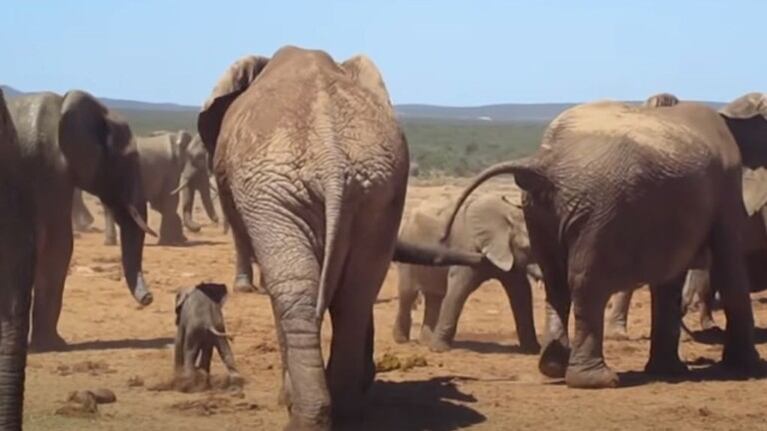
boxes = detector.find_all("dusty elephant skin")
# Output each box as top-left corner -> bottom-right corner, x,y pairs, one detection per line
0,89 -> 37,430
442,97 -> 767,389
7,90 -> 155,352
197,46 -> 413,430
394,188 -> 541,354
102,130 -> 209,246
173,283 -> 242,392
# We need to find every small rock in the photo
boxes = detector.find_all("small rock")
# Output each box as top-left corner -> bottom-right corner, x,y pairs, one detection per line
127,376 -> 144,387
91,388 -> 117,404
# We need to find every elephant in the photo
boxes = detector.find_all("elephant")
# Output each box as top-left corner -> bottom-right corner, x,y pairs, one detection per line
0,89 -> 37,430
198,46 -> 483,430
607,166 -> 767,337
440,96 -> 767,389
393,188 -> 541,354
103,130 -> 198,245
173,283 -> 241,392
71,187 -> 94,231
179,134 -> 220,233
643,92 -> 679,108
7,90 -> 155,351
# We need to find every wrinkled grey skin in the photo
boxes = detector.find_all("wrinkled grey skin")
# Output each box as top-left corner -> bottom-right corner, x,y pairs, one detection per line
394,190 -> 540,354
8,91 -> 155,351
174,283 -> 241,390
198,46 -> 481,430
103,130 -> 204,245
0,89 -> 36,431
442,99 -> 766,389
71,188 -> 94,231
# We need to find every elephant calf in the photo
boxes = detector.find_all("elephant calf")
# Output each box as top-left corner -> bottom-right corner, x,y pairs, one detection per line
173,283 -> 241,392
394,188 -> 541,354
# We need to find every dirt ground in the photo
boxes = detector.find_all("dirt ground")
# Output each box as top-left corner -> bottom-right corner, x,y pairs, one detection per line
22,185 -> 767,431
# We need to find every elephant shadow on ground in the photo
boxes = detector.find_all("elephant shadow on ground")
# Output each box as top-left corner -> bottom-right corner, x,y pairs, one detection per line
616,362 -> 767,388
684,326 -> 767,345
358,376 -> 486,431
451,339 -> 536,355
35,337 -> 174,353
146,240 -> 225,248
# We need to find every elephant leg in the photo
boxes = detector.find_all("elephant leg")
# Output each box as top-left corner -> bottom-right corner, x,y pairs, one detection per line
709,215 -> 760,372
326,213 -> 397,423
645,274 -> 687,376
71,188 -> 94,232
214,335 -> 243,385
419,292 -> 443,345
252,230 -> 330,429
29,217 -> 73,352
692,271 -> 718,331
220,192 -> 260,293
392,265 -> 418,343
501,270 -> 540,354
430,266 -> 483,353
103,206 -> 118,246
197,343 -> 213,374
158,198 -> 185,245
174,327 -> 185,374
564,274 -> 618,389
271,297 -> 292,408
181,186 -> 202,233
605,289 -> 634,340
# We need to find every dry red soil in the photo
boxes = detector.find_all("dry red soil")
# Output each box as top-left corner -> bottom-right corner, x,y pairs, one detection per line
23,186 -> 767,430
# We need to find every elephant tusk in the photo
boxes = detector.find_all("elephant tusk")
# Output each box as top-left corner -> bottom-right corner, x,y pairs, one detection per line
128,205 -> 158,237
170,177 -> 191,196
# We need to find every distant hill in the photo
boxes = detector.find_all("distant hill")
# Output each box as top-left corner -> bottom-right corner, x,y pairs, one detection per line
0,85 -> 198,112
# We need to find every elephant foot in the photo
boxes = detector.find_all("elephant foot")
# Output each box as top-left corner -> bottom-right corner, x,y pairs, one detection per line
29,332 -> 68,353
418,327 -> 435,345
234,275 -> 266,294
700,316 -> 719,332
429,337 -> 452,353
604,322 -> 629,341
565,361 -> 619,389
158,236 -> 187,246
174,370 -> 211,393
104,237 -> 118,246
721,345 -> 766,378
538,340 -> 570,378
518,339 -> 541,355
644,356 -> 688,376
392,326 -> 409,344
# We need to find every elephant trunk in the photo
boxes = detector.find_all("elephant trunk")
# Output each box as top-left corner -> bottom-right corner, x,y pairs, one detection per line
198,177 -> 219,224
393,240 -> 484,266
110,177 -> 154,306
180,181 -> 201,233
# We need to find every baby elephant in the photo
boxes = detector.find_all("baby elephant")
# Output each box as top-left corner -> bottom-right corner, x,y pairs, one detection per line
174,283 -> 242,391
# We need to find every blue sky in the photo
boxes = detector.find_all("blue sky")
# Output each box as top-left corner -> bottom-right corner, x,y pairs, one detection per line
1,1 -> 764,106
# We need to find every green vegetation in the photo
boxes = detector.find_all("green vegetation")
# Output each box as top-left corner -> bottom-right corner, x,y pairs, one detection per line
117,109 -> 546,177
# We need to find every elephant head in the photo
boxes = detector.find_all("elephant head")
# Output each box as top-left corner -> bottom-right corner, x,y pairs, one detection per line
176,134 -> 219,231
719,93 -> 767,169
58,91 -> 155,305
643,92 -> 679,108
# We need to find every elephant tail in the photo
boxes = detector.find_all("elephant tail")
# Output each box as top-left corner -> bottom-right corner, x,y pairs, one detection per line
440,157 -> 551,244
315,162 -> 348,319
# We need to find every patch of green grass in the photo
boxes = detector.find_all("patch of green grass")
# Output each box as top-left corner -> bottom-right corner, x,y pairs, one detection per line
117,109 -> 546,177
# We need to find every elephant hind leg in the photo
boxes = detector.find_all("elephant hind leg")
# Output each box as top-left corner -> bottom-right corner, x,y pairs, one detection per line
392,265 -> 417,343
604,289 -> 634,340
419,292 -> 443,345
219,190 -> 258,293
502,270 -> 540,354
645,273 -> 688,376
429,266 -> 483,353
563,261 -> 619,388
30,217 -> 73,352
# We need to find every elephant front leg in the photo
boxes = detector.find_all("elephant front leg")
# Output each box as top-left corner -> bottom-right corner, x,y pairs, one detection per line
29,219 -> 73,352
158,200 -> 186,245
605,289 -> 633,340
419,292 -> 443,344
430,266 -> 483,353
645,274 -> 688,376
392,265 -> 417,343
103,206 -> 118,246
501,270 -> 540,354
564,276 -> 617,389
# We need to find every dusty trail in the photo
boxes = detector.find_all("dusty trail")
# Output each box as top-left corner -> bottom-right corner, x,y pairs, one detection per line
23,186 -> 767,430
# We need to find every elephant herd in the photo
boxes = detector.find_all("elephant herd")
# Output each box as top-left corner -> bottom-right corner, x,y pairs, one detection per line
1,44 -> 767,430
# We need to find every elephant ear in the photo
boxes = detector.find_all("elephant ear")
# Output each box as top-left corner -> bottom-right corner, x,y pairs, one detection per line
175,130 -> 193,153
340,55 -> 392,109
196,282 -> 229,306
174,289 -> 191,325
742,167 -> 767,216
197,55 -> 270,157
466,194 -> 515,271
643,93 -> 679,108
720,93 -> 767,120
59,91 -> 111,194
